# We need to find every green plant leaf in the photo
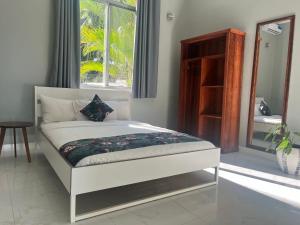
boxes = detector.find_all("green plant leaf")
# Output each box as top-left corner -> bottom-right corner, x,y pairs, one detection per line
264,132 -> 273,141
80,61 -> 103,75
81,26 -> 104,56
284,142 -> 293,155
277,138 -> 289,151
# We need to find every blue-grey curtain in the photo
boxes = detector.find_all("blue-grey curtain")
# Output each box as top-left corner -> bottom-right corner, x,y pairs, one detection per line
133,0 -> 161,98
50,0 -> 81,88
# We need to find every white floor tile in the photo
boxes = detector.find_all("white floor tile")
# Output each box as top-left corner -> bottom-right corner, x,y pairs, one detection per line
0,144 -> 300,225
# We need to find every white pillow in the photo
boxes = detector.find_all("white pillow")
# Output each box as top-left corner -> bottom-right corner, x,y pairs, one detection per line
72,100 -> 90,121
255,97 -> 265,104
40,95 -> 76,123
105,102 -> 118,121
105,101 -> 130,120
254,103 -> 263,116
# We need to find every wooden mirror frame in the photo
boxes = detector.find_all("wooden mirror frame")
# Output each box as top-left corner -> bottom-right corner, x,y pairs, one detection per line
247,15 -> 296,151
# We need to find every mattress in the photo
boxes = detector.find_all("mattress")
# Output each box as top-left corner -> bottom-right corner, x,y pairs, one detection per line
254,115 -> 282,125
41,120 -> 216,167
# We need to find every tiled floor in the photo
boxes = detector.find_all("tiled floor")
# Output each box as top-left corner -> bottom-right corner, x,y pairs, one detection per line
0,144 -> 300,225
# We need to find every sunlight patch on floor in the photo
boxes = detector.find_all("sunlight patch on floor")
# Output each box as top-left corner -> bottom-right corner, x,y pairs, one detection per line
206,166 -> 300,209
220,162 -> 300,188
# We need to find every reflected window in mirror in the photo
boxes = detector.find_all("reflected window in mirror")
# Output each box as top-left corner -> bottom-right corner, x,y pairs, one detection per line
247,16 -> 295,151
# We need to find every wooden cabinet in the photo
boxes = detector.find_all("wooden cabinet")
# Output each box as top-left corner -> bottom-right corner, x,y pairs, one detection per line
178,29 -> 245,153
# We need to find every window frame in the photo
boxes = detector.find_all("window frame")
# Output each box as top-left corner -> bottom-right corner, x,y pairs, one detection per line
81,0 -> 137,89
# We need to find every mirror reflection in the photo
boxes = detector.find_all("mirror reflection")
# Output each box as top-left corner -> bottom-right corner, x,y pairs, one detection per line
249,17 -> 294,149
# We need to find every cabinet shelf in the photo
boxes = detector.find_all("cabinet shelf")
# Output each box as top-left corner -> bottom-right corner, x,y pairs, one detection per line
184,57 -> 202,63
202,53 -> 225,59
184,54 -> 225,63
200,114 -> 222,119
199,88 -> 223,116
201,85 -> 224,88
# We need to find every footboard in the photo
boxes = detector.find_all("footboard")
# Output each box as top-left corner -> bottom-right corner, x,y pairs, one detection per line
71,148 -> 220,194
70,148 -> 220,222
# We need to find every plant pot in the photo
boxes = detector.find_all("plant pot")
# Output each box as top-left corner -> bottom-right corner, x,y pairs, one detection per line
276,148 -> 300,176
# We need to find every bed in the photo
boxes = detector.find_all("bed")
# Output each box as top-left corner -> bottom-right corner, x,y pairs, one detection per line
253,97 -> 282,133
254,115 -> 282,133
35,86 -> 220,223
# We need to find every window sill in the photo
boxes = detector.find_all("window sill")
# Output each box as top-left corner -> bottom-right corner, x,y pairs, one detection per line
80,83 -> 132,92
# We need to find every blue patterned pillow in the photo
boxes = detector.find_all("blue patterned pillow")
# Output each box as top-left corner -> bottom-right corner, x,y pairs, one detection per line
80,95 -> 113,122
259,101 -> 272,116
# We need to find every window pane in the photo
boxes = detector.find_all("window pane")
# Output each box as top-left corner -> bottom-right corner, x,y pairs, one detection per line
80,0 -> 105,88
109,6 -> 136,87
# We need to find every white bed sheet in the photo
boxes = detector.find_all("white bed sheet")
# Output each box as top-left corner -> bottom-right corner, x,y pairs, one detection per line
41,120 -> 215,167
254,115 -> 282,125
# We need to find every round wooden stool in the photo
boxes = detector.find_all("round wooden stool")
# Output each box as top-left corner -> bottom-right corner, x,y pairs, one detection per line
0,121 -> 33,162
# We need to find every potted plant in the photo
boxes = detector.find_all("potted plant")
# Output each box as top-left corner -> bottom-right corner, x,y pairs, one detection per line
265,124 -> 300,176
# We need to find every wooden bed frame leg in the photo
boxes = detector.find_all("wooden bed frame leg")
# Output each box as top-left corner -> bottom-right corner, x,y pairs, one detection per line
215,166 -> 219,184
70,195 -> 76,223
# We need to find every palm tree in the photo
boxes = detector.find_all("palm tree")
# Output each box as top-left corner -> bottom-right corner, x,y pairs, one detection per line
80,0 -> 136,86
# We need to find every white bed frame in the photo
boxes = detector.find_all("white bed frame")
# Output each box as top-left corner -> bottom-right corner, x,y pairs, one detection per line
34,86 -> 220,223
253,121 -> 278,133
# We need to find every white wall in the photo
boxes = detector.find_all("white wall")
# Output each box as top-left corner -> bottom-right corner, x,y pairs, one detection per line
0,0 -> 53,142
170,0 -> 300,146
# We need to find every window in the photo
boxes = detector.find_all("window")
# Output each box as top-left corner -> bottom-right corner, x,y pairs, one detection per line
80,0 -> 136,89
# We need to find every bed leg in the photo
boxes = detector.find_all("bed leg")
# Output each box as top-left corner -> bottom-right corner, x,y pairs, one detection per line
214,166 -> 219,184
70,195 -> 76,223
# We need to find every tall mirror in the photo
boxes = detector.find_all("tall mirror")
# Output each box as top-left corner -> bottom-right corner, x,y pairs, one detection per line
247,15 -> 295,150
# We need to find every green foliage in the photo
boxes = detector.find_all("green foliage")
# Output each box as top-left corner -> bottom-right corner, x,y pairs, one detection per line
80,0 -> 136,86
118,0 -> 137,7
80,61 -> 103,77
80,0 -> 105,27
108,6 -> 135,85
81,26 -> 104,56
264,123 -> 300,155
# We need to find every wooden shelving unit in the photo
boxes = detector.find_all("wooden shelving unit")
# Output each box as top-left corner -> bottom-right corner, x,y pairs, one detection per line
178,29 -> 245,153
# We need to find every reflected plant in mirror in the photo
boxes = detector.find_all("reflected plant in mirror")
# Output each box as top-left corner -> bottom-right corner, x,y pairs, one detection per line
247,15 -> 295,151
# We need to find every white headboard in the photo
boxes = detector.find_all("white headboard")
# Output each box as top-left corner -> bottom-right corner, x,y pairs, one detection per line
255,97 -> 265,104
34,86 -> 132,127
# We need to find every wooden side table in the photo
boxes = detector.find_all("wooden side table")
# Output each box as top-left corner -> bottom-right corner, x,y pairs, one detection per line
0,122 -> 33,162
